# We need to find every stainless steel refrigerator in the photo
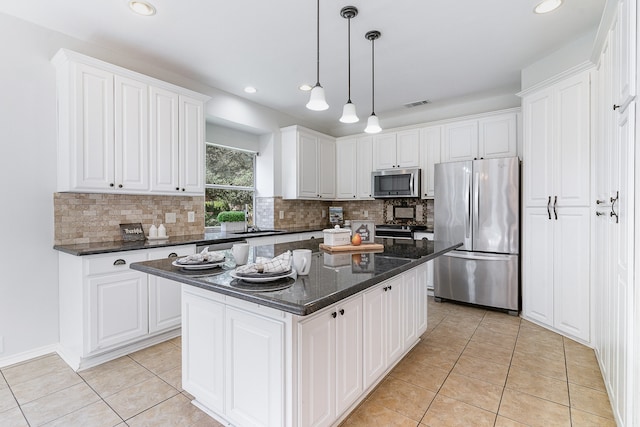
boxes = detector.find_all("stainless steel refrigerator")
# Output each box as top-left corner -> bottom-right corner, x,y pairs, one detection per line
434,157 -> 520,314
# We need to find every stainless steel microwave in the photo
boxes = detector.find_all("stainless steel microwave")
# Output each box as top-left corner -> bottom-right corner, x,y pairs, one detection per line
371,168 -> 421,198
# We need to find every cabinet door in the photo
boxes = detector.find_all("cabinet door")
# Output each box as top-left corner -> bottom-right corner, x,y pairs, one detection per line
386,276 -> 404,364
420,126 -> 441,198
299,132 -> 319,198
73,63 -> 115,190
613,0 -> 636,108
553,207 -> 590,341
179,95 -> 205,194
415,262 -> 428,337
299,310 -> 336,427
594,36 -> 614,206
356,137 -> 374,199
443,120 -> 478,162
522,207 -> 555,326
553,71 -> 591,207
318,137 -> 336,199
523,88 -> 554,207
225,307 -> 284,427
182,289 -> 225,413
396,129 -> 420,168
362,285 -> 386,389
372,134 -> 397,169
478,114 -> 517,159
335,139 -> 357,199
402,269 -> 418,350
335,297 -> 363,416
149,86 -> 180,193
114,75 -> 149,192
88,271 -> 148,352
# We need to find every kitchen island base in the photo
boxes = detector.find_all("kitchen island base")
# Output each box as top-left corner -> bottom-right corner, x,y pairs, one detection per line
181,261 -> 429,427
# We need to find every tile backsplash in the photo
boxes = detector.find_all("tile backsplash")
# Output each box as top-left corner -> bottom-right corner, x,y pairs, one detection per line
54,193 -> 205,245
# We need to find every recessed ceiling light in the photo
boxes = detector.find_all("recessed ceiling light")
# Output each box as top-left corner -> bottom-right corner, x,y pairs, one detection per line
299,84 -> 313,92
534,0 -> 563,14
129,1 -> 156,16
244,86 -> 257,94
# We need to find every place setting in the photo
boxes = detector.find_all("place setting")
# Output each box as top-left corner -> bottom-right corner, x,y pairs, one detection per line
171,246 -> 228,276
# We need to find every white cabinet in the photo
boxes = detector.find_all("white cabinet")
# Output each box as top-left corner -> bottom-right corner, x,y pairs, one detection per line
336,137 -> 375,200
415,262 -> 428,336
356,137 -> 374,199
420,126 -> 441,198
442,113 -> 517,162
52,48 -> 207,196
363,276 -> 404,389
335,139 -> 358,199
282,126 -> 336,199
58,244 -> 195,370
150,90 -> 205,195
372,130 -> 420,169
612,0 -> 636,110
522,69 -> 591,342
298,296 -> 362,427
148,245 -> 195,333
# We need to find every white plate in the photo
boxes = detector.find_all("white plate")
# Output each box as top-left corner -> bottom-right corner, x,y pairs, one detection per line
229,270 -> 295,283
172,259 -> 226,270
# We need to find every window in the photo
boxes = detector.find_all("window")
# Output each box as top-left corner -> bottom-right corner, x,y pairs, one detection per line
205,143 -> 256,227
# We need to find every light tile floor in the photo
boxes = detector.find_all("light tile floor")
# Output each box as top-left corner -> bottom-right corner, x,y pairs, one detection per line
0,298 -> 615,427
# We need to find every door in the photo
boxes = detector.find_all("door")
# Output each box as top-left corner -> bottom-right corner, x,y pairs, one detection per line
336,139 -> 357,199
434,161 -> 473,250
149,86 -> 179,193
299,132 -> 319,198
335,297 -> 363,416
362,284 -> 386,389
472,157 -> 519,254
372,133 -> 397,169
318,137 -> 336,198
420,126 -> 441,198
478,114 -> 517,159
356,137 -> 373,199
435,251 -> 519,311
396,129 -> 420,168
523,88 -> 554,207
443,120 -> 478,161
179,95 -> 205,194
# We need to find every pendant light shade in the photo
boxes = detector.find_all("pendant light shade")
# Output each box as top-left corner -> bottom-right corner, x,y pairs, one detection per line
306,0 -> 328,111
339,6 -> 359,123
364,113 -> 381,134
364,30 -> 382,134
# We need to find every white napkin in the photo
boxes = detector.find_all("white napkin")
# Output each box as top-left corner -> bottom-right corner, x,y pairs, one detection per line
177,247 -> 225,264
235,251 -> 292,274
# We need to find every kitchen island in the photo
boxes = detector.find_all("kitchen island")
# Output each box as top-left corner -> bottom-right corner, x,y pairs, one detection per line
131,238 -> 460,427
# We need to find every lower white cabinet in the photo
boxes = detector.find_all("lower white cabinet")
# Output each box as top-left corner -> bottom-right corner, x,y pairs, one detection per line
59,245 -> 194,370
182,261 -> 430,427
298,295 -> 362,427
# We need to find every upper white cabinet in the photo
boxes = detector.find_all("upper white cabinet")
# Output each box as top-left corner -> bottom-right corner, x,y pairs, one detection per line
419,126 -> 441,198
281,126 -> 336,200
612,0 -> 636,110
442,113 -> 517,162
335,136 -> 374,200
52,49 -> 208,196
523,71 -> 591,208
372,130 -> 420,169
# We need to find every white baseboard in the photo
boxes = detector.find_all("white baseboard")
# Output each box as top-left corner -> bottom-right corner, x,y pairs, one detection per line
0,344 -> 59,369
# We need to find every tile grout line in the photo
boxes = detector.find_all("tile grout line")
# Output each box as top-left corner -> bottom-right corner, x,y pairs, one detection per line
0,369 -> 32,427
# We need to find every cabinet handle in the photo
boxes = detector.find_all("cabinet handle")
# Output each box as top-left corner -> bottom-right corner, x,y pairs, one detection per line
168,252 -> 178,258
547,196 -> 551,220
118,184 -> 123,188
553,196 -> 558,220
109,183 -> 115,187
339,309 -> 345,316
388,285 -> 392,290
331,312 -> 337,318
596,199 -> 606,204
113,259 -> 126,266
613,104 -> 620,110
383,286 -> 388,292
610,191 -> 619,224
596,211 -> 606,216
175,187 -> 180,191
181,188 -> 185,192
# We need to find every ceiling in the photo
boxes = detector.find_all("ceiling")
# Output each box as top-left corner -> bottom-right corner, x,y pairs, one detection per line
1,0 -> 606,135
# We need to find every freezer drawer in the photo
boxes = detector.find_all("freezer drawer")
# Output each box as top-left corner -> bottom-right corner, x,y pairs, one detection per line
434,251 -> 519,312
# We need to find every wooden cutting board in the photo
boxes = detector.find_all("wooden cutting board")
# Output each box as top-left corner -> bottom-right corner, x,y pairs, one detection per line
319,243 -> 384,253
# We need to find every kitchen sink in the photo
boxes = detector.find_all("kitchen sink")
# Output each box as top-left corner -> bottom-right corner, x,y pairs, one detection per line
230,229 -> 287,235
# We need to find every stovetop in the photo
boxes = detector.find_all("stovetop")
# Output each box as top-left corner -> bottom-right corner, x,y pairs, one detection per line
375,224 -> 428,231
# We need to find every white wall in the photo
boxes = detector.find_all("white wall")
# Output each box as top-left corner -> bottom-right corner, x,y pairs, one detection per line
205,123 -> 260,152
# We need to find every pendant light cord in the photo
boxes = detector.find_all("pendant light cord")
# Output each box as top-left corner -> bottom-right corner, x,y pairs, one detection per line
371,36 -> 375,114
315,0 -> 320,86
347,17 -> 352,102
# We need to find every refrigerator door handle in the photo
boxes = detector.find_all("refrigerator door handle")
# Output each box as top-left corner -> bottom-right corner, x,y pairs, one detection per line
473,172 -> 480,244
464,171 -> 471,240
444,251 -> 515,262
547,196 -> 551,220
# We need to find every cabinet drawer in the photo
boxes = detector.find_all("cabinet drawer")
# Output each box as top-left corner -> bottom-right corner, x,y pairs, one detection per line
147,245 -> 196,260
86,252 -> 148,276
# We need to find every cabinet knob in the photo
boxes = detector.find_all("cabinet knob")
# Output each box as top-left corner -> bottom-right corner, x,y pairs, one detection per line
109,183 -> 115,187
339,309 -> 345,316
176,187 -> 180,191
181,188 -> 185,192
388,285 -> 392,290
168,253 -> 178,258
596,211 -> 606,216
113,259 -> 126,266
613,104 -> 620,110
331,312 -> 337,318
383,286 -> 388,292
118,184 -> 123,188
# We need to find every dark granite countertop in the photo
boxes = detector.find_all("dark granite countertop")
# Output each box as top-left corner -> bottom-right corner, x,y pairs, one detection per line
53,226 -> 327,256
130,238 -> 461,316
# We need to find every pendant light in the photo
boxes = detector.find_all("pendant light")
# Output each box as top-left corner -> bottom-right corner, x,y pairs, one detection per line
364,30 -> 382,134
306,0 -> 329,111
339,6 -> 359,123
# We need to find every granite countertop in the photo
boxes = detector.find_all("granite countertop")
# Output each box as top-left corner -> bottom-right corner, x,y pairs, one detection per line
130,238 -> 462,316
53,226 -> 327,256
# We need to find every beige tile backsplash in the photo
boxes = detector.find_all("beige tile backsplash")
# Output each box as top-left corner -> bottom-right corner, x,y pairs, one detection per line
54,193 -> 205,245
